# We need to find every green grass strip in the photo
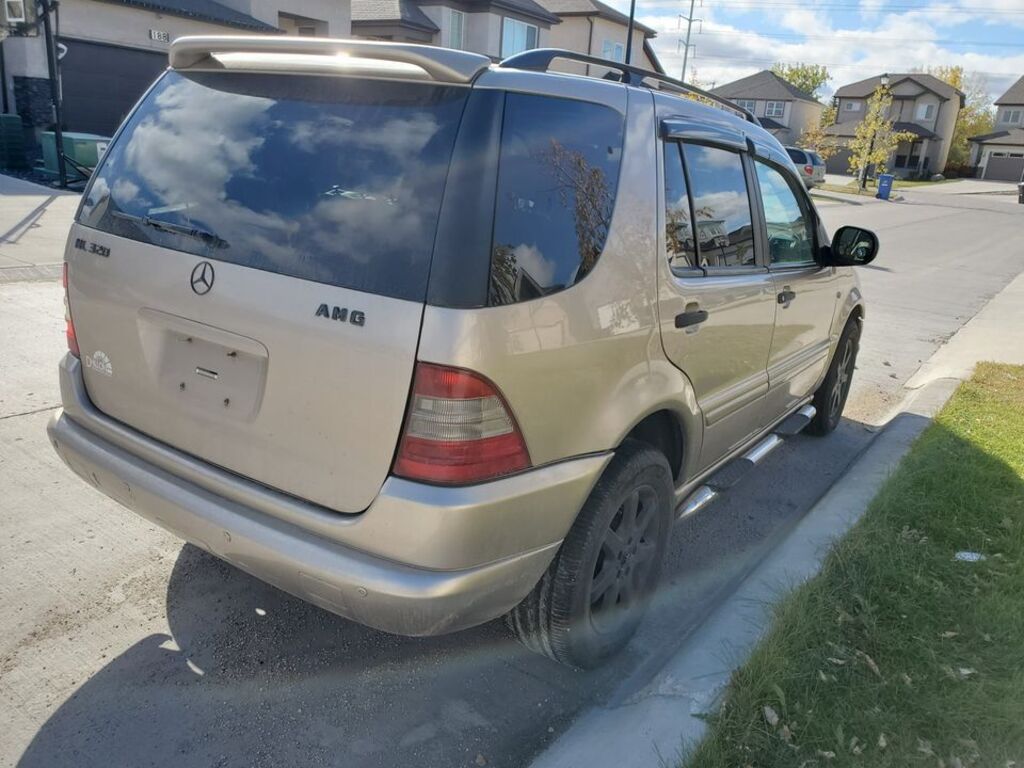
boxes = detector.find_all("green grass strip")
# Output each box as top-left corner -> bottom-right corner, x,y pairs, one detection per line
688,363 -> 1024,768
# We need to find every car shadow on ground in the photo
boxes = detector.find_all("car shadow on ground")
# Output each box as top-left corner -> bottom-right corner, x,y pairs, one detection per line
16,420 -> 878,768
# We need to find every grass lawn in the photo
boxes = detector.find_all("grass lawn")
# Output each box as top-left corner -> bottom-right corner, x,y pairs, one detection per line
687,363 -> 1024,768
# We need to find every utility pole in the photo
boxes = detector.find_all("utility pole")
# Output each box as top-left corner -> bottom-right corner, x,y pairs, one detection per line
624,0 -> 636,65
678,0 -> 701,82
38,0 -> 67,188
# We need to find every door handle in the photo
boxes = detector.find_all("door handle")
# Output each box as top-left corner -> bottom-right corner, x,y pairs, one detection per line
777,288 -> 797,305
675,309 -> 709,328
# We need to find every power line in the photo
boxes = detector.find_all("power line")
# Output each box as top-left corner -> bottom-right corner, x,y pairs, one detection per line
641,0 -> 1024,11
695,31 -> 1024,47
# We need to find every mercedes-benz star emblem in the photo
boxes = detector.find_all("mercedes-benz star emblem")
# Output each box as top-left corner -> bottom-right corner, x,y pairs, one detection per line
190,262 -> 215,295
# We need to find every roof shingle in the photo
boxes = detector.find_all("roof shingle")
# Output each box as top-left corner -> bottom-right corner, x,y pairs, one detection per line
536,0 -> 655,36
995,74 -> 1024,106
111,0 -> 279,31
351,0 -> 439,30
834,73 -> 963,105
710,70 -> 820,104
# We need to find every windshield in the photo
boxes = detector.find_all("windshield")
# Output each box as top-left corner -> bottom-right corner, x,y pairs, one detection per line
77,70 -> 468,302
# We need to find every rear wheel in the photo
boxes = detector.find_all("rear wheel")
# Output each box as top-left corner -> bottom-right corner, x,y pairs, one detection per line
506,440 -> 673,668
807,317 -> 861,436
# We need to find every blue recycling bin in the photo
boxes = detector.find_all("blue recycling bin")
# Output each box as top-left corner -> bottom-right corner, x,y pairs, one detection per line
876,173 -> 895,200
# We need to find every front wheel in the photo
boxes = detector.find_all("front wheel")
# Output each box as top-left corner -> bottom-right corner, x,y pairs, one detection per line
807,317 -> 861,436
506,440 -> 674,668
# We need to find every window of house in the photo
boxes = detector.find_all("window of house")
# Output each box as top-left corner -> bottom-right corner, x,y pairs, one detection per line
663,142 -> 697,271
916,103 -> 935,120
681,144 -> 756,269
501,18 -> 538,57
765,101 -> 785,118
488,94 -> 624,305
735,99 -> 756,113
754,160 -> 815,266
843,100 -> 861,112
601,40 -> 625,62
4,0 -> 26,22
449,9 -> 465,50
1002,109 -> 1022,124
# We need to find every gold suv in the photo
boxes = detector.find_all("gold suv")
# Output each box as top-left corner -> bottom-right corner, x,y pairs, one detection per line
48,37 -> 877,668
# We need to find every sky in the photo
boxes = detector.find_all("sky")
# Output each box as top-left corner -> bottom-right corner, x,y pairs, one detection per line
605,0 -> 1024,103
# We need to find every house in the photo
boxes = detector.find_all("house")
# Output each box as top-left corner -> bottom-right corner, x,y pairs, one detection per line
968,74 -> 1024,182
1,0 -> 350,150
710,70 -> 823,146
350,0 -> 663,71
535,0 -> 662,74
824,72 -> 965,178
350,0 -> 561,59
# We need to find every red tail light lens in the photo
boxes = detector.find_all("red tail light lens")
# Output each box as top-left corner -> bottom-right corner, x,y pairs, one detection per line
393,363 -> 530,485
804,165 -> 813,175
63,263 -> 80,358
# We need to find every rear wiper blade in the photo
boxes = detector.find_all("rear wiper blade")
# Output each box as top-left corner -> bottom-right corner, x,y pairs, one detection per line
112,211 -> 229,249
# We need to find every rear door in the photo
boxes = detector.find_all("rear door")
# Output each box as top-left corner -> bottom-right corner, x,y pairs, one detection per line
658,126 -> 776,470
67,69 -> 469,513
751,155 -> 841,416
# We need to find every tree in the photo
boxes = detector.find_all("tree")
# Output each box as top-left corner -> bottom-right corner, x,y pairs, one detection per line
920,65 -> 994,171
797,103 -> 840,161
847,83 -> 916,181
771,62 -> 830,99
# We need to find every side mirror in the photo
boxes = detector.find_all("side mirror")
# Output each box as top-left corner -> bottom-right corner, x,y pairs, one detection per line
824,226 -> 878,266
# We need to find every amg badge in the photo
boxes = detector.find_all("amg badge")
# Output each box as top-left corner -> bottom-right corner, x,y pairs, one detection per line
315,304 -> 366,326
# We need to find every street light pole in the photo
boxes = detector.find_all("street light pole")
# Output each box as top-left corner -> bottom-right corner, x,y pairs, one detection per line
38,0 -> 67,188
624,0 -> 636,65
680,0 -> 697,81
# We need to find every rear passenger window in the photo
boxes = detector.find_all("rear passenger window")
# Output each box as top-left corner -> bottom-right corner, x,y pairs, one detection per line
785,148 -> 806,165
681,144 -> 757,269
755,160 -> 816,265
663,142 -> 697,271
488,94 -> 624,306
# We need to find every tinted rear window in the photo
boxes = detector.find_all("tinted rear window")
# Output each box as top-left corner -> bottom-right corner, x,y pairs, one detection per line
785,148 -> 807,164
810,152 -> 824,165
77,71 -> 468,302
488,93 -> 624,305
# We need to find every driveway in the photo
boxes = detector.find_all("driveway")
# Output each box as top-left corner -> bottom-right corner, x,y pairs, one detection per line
2,179 -> 1023,768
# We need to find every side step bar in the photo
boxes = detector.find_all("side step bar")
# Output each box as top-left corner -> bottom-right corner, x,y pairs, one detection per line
676,404 -> 816,522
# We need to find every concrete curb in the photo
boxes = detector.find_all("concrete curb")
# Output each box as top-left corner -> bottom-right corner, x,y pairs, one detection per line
529,379 -> 960,768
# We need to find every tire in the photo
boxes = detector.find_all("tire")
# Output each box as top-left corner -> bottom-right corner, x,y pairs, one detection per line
506,440 -> 674,669
807,316 -> 861,436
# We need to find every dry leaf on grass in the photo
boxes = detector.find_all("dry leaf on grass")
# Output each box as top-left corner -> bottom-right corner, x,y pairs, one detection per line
856,650 -> 882,677
763,705 -> 780,728
878,733 -> 888,749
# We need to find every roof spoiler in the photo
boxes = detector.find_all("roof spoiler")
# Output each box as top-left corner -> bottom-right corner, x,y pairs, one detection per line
169,36 -> 491,84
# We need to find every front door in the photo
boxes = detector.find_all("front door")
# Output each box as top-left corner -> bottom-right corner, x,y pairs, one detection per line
658,139 -> 777,470
752,158 -> 842,415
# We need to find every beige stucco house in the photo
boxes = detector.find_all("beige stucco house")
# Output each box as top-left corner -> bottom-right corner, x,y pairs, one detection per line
1,0 -> 350,150
710,70 -> 823,146
351,0 -> 561,59
536,0 -> 662,74
825,73 -> 965,178
968,74 -> 1024,181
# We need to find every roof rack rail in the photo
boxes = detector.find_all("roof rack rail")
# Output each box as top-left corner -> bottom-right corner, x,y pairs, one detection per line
498,48 -> 758,124
169,36 -> 491,84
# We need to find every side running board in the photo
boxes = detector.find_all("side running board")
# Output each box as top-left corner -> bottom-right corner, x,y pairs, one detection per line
676,404 -> 816,522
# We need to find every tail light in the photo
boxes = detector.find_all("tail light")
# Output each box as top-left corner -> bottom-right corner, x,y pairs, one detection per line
393,362 -> 530,485
62,262 -> 80,358
804,164 -> 813,175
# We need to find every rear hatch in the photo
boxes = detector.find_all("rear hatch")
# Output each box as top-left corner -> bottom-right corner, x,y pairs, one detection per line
67,63 -> 469,513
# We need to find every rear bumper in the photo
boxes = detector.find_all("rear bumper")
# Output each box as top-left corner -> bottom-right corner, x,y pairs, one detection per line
48,355 -> 610,636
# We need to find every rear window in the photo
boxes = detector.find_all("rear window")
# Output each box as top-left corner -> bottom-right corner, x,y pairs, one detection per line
810,152 -> 824,166
77,71 -> 468,302
488,93 -> 624,305
785,147 -> 807,165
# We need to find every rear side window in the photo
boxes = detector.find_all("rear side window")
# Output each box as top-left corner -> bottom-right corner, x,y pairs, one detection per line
663,142 -> 697,271
682,144 -> 756,269
785,147 -> 807,165
488,93 -> 624,306
77,71 -> 468,302
810,152 -> 824,166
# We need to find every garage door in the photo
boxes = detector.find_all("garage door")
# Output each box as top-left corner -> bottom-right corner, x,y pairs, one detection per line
826,148 -> 853,176
983,156 -> 1024,182
58,38 -> 167,137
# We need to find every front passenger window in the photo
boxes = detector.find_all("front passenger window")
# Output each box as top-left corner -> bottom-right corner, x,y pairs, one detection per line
755,161 -> 816,266
681,144 -> 757,269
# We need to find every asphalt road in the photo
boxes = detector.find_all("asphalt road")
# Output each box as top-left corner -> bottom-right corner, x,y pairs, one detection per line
1,190 -> 1022,768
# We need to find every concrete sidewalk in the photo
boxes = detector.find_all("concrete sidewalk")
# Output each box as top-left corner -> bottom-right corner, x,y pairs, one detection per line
0,173 -> 79,281
530,262 -> 1024,768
